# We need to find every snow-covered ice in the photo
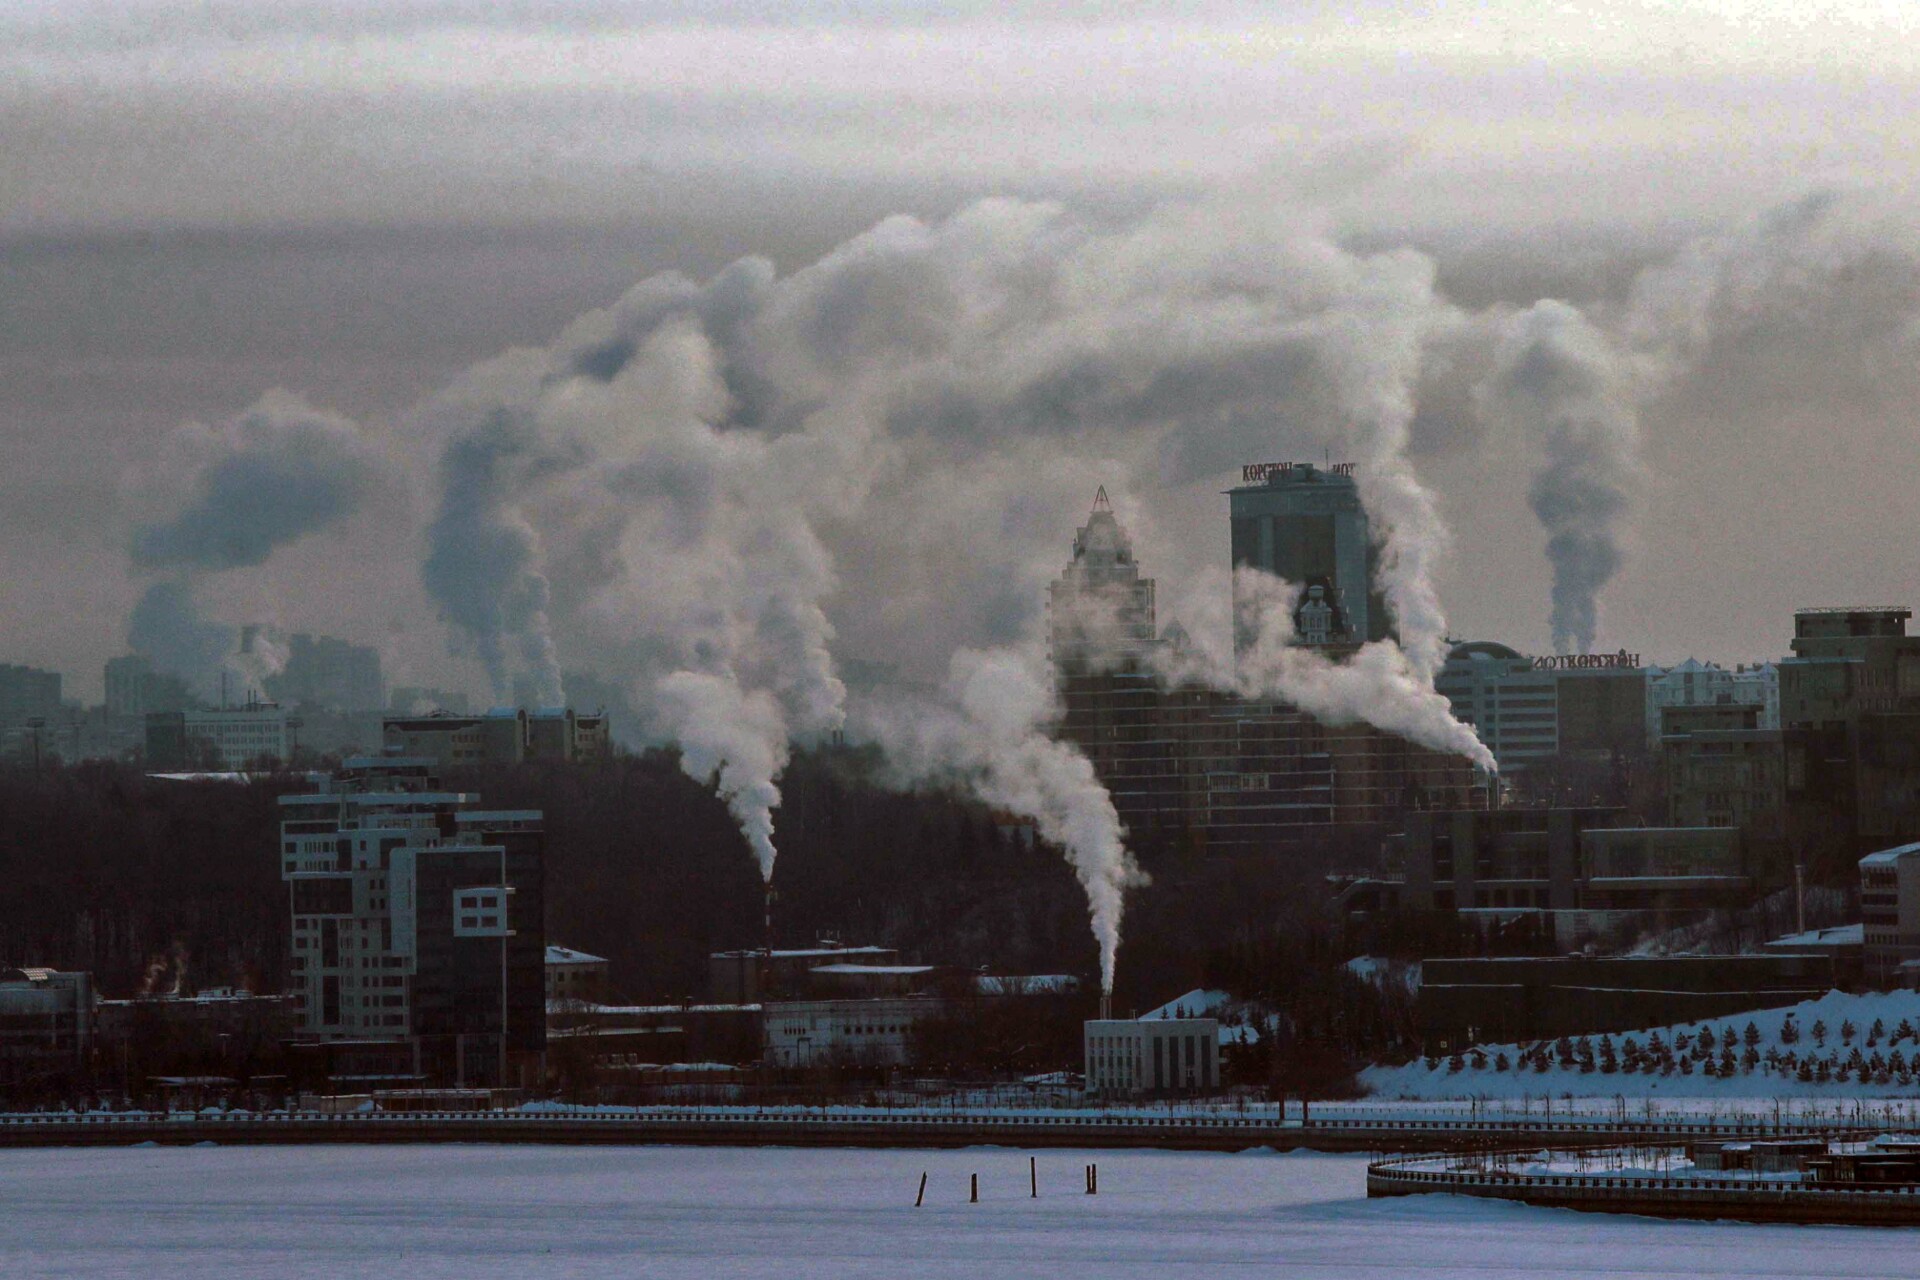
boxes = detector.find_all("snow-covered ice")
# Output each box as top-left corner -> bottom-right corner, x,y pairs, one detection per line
2,1144 -> 1919,1278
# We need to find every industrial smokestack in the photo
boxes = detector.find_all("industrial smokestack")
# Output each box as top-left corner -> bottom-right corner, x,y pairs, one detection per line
1099,992 -> 1112,1021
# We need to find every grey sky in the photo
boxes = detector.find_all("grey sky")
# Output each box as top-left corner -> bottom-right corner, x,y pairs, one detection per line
5,0 -> 1920,702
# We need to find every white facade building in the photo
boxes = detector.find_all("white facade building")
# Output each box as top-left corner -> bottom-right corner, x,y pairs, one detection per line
545,946 -> 609,1003
1433,642 -> 1560,770
278,757 -> 545,1085
185,704 -> 290,768
1647,659 -> 1779,733
1084,1016 -> 1220,1098
762,998 -> 939,1068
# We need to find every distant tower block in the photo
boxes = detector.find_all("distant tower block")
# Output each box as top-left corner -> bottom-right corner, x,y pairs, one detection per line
1228,461 -> 1387,652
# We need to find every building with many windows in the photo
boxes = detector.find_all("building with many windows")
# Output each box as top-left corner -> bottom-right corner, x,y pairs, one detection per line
1860,843 -> 1920,987
145,702 -> 290,770
278,758 -> 545,1086
1083,1015 -> 1220,1098
1050,489 -> 1482,857
1392,807 -> 1748,944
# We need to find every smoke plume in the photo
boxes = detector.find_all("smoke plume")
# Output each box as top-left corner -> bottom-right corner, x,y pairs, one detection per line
657,671 -> 789,882
1156,566 -> 1496,772
132,390 -> 381,573
421,406 -> 566,707
127,392 -> 381,698
864,645 -> 1146,992
1482,300 -> 1640,655
126,578 -> 235,703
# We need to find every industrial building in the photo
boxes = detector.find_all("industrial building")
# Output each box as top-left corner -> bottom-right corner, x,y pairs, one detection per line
1083,1014 -> 1220,1098
544,946 -> 610,1004
381,707 -> 611,768
707,943 -> 901,1003
278,757 -> 546,1087
0,967 -> 93,1082
762,997 -> 940,1069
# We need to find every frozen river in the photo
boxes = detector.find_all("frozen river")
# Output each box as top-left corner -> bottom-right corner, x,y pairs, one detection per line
3,1144 -> 1916,1278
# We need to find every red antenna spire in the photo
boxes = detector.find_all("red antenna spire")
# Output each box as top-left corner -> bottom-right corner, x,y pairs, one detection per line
1092,485 -> 1111,512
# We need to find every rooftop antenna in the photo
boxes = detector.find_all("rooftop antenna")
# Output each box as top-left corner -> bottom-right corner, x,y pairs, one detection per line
1092,485 -> 1111,512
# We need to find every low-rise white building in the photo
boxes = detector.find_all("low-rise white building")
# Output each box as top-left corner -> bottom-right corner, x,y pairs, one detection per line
762,997 -> 939,1068
1084,1015 -> 1219,1098
545,946 -> 609,1004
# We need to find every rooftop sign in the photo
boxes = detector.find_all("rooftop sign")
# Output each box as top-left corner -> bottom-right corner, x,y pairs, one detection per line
1241,461 -> 1354,483
1531,651 -> 1640,671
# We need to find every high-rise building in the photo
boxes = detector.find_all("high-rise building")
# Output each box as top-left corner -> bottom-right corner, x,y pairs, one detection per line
1779,607 -> 1920,845
1434,642 -> 1651,772
0,664 -> 62,728
1048,486 -> 1157,676
278,758 -> 545,1086
104,654 -> 197,719
1227,461 -> 1387,648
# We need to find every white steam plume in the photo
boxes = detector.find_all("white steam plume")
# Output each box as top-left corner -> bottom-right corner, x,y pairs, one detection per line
1156,565 -> 1495,772
1481,300 -> 1640,655
657,671 -> 789,881
863,645 -> 1146,993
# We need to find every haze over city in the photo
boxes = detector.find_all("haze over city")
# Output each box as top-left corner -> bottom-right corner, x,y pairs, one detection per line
9,0 -> 1920,710
8,5 -> 1920,1276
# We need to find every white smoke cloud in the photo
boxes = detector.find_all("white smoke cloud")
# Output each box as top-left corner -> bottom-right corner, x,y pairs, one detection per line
1155,565 -> 1496,772
657,671 -> 790,882
860,644 -> 1147,993
125,392 -> 382,699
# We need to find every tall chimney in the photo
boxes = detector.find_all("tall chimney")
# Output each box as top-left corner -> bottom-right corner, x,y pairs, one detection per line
1099,992 -> 1112,1021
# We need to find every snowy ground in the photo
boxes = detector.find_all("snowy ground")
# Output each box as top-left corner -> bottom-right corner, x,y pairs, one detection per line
1364,989 -> 1920,1102
4,1145 -> 1920,1278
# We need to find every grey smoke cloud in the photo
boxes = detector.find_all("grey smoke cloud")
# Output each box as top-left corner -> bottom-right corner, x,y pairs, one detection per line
126,578 -> 235,703
124,391 -> 382,698
1482,300 -> 1640,656
422,403 -> 568,707
132,390 -> 381,573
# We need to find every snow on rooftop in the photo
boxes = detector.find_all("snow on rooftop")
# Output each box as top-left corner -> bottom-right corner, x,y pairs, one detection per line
1767,924 -> 1865,949
545,946 -> 607,966
1862,843 -> 1920,865
808,964 -> 934,975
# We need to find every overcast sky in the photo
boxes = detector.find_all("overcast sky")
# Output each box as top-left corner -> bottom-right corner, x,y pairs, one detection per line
7,0 -> 1920,703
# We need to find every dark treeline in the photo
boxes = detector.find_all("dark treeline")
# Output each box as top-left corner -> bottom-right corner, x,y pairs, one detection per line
0,748 -> 1342,1009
